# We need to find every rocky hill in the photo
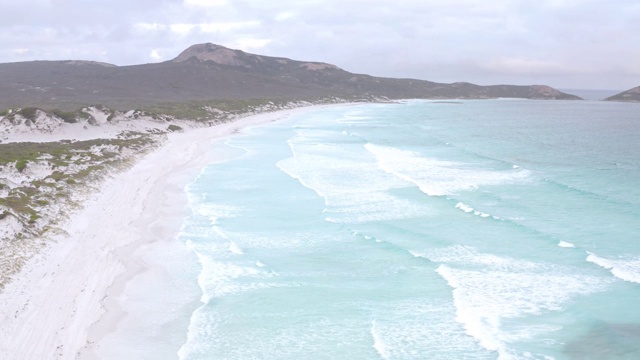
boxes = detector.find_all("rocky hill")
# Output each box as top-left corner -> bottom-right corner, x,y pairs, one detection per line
604,86 -> 640,102
0,43 -> 580,113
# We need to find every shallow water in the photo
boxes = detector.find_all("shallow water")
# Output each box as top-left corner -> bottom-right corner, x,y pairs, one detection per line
141,100 -> 640,359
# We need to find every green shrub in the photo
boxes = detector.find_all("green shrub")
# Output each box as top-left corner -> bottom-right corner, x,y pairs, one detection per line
15,159 -> 28,172
28,213 -> 38,224
51,109 -> 79,123
17,107 -> 39,121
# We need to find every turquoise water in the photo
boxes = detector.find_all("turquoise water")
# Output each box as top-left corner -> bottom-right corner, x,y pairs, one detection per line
176,100 -> 640,359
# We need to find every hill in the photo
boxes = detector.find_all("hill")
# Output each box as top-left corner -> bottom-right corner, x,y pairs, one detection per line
0,43 -> 581,113
604,86 -> 640,102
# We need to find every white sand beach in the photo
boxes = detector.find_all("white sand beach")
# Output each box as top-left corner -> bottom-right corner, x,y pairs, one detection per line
0,107 -> 314,360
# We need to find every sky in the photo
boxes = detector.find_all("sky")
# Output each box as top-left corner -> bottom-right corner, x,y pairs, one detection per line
1,0 -> 638,90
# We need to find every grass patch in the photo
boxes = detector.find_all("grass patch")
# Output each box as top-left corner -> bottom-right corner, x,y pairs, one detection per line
143,102 -> 211,119
0,136 -> 154,166
15,159 -> 28,172
142,98 -> 300,120
51,109 -> 84,123
0,195 -> 36,220
16,107 -> 39,121
0,134 -> 158,227
28,213 -> 38,224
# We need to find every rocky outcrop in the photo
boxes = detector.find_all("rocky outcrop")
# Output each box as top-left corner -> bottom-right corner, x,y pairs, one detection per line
173,43 -> 249,66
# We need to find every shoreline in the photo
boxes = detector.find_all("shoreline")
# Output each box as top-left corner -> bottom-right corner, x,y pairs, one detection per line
0,105 -> 336,359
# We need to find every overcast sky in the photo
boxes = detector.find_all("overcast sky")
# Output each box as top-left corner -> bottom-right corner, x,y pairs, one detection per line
1,0 -> 638,90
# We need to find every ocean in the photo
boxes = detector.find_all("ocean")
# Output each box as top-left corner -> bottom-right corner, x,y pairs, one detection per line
114,99 -> 640,359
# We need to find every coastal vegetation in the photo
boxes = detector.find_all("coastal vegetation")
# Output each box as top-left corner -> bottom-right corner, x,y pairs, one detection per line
0,133 -> 160,290
140,96 -> 358,121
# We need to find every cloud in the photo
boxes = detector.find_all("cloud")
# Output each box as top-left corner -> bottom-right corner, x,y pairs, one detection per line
12,48 -> 30,55
137,21 -> 261,36
232,38 -> 272,52
198,21 -> 261,33
170,24 -> 196,36
183,0 -> 227,7
274,11 -> 295,21
135,23 -> 166,32
481,57 -> 593,75
0,0 -> 639,89
149,49 -> 162,61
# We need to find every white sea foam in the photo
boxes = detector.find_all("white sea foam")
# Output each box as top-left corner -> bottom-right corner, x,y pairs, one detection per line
586,252 -> 640,284
292,128 -> 346,142
455,202 -> 474,213
214,230 -> 343,250
277,134 -> 432,223
454,202 -> 492,218
415,245 -> 539,271
426,246 -> 610,358
436,263 -> 606,358
323,192 -> 433,223
371,320 -> 390,359
278,140 -> 406,197
335,110 -> 371,124
558,241 -> 575,248
177,307 -> 207,360
212,225 -> 228,239
228,242 -> 244,255
368,300 -> 491,359
191,251 -> 282,303
365,143 -> 530,196
180,240 -> 294,359
194,202 -> 240,224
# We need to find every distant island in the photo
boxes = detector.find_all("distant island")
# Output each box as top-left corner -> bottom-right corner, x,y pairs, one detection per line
604,86 -> 640,102
0,42 -> 581,117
